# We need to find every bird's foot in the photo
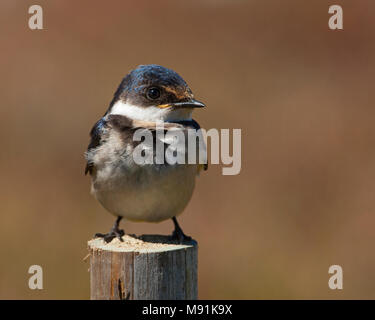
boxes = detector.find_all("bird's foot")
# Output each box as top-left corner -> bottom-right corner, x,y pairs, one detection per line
95,216 -> 124,243
95,229 -> 125,243
169,229 -> 192,244
169,216 -> 193,244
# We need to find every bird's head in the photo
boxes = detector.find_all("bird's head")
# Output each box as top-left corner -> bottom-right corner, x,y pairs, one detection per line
107,64 -> 205,122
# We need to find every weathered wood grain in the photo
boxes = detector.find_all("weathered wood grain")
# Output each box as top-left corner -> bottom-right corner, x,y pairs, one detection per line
88,235 -> 198,300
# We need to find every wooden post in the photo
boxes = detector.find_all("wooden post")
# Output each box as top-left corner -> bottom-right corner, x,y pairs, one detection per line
87,234 -> 198,300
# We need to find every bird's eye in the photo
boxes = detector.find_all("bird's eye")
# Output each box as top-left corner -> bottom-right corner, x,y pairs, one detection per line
146,87 -> 161,100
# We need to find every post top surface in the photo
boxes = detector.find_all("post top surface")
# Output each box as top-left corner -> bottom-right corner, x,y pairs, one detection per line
88,234 -> 197,253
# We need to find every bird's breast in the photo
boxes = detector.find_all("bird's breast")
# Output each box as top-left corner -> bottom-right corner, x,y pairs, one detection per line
89,128 -> 198,222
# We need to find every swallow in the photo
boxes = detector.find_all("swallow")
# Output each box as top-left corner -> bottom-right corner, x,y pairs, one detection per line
85,64 -> 207,243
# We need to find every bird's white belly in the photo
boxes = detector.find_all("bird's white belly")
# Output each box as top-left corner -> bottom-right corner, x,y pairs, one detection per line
91,163 -> 197,222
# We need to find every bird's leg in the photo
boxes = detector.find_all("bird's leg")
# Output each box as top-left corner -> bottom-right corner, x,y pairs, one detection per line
170,216 -> 192,243
95,216 -> 125,243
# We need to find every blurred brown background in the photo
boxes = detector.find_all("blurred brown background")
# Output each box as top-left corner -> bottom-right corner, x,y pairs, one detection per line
0,0 -> 374,299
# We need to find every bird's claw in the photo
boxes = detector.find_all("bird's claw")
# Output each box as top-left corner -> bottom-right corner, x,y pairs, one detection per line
95,229 -> 125,243
169,229 -> 192,244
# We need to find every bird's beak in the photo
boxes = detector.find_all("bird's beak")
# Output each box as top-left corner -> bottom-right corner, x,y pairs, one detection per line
158,99 -> 206,109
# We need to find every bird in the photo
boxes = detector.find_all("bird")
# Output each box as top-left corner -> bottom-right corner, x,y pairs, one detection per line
85,64 -> 207,243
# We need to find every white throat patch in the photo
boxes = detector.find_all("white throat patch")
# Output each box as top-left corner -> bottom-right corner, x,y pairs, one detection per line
110,100 -> 192,122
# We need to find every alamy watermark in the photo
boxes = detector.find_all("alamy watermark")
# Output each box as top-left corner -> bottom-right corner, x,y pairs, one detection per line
28,4 -> 344,31
328,5 -> 343,30
28,5 -> 43,30
131,122 -> 241,176
328,265 -> 343,290
28,265 -> 43,290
